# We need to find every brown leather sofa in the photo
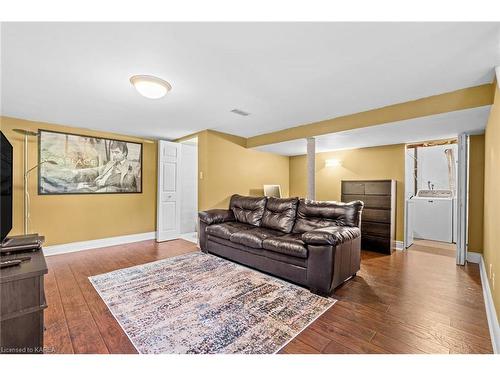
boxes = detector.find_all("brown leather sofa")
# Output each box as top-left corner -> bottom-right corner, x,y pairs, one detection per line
198,194 -> 364,295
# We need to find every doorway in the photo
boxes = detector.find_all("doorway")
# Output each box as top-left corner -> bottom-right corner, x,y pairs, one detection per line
179,137 -> 198,243
404,138 -> 460,258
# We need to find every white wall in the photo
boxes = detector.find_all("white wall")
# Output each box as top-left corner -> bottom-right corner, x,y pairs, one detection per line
180,141 -> 198,234
416,144 -> 458,192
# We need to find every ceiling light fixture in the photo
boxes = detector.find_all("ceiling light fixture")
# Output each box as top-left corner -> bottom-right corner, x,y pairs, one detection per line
129,75 -> 172,99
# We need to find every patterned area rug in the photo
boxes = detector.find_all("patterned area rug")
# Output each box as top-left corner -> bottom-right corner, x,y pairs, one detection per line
89,252 -> 335,354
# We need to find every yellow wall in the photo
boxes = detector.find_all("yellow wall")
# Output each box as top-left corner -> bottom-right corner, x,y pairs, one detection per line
468,134 -> 485,253
196,130 -> 290,210
289,144 -> 405,241
0,117 -> 157,246
247,84 -> 495,148
483,84 -> 500,319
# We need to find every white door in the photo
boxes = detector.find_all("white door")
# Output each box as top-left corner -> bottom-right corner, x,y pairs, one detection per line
156,140 -> 181,242
456,133 -> 469,265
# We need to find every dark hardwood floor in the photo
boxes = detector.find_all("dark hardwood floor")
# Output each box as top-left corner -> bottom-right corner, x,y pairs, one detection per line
43,240 -> 493,354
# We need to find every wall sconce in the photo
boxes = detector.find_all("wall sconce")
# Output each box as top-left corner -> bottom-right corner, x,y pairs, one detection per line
325,158 -> 342,168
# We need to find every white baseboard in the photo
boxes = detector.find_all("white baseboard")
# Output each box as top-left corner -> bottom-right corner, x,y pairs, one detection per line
44,232 -> 156,256
466,251 -> 482,264
394,241 -> 404,251
179,232 -> 199,245
478,255 -> 500,354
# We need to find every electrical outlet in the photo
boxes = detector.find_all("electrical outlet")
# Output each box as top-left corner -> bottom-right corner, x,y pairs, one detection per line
490,264 -> 493,279
199,171 -> 204,180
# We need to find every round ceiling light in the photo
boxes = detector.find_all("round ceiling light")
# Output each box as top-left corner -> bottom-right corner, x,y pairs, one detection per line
129,75 -> 172,99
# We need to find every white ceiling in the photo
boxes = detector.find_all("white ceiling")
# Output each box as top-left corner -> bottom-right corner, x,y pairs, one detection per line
1,22 -> 500,140
254,106 -> 491,156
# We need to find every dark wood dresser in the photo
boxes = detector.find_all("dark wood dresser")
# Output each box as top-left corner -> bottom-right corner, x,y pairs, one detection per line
0,249 -> 48,354
341,180 -> 396,254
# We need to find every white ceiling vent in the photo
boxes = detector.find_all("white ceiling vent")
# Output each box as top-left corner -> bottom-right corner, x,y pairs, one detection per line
230,108 -> 250,116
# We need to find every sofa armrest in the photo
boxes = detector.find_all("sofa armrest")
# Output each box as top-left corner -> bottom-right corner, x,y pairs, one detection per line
198,209 -> 235,225
302,226 -> 361,246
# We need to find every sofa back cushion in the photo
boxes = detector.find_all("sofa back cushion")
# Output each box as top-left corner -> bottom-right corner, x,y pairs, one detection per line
229,194 -> 267,226
292,199 -> 364,234
261,197 -> 299,233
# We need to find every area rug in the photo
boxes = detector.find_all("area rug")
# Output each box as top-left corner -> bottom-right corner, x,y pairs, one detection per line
89,252 -> 335,354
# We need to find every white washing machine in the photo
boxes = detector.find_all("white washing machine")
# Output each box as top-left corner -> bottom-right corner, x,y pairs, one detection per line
408,190 -> 454,243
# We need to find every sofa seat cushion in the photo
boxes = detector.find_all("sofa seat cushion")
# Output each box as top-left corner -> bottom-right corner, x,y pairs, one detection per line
207,235 -> 307,267
229,227 -> 285,249
206,222 -> 254,240
262,233 -> 308,259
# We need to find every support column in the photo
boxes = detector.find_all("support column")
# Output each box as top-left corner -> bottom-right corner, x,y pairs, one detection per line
306,137 -> 316,200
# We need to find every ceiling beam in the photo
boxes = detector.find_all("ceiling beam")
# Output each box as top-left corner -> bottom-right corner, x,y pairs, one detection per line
246,83 -> 495,148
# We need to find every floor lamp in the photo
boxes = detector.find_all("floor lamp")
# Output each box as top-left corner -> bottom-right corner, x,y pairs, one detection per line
12,129 -> 41,235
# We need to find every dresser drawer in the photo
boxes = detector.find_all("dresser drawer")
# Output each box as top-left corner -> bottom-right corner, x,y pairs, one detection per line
362,222 -> 390,237
362,234 -> 391,253
342,194 -> 391,209
364,181 -> 392,195
341,181 -> 365,195
362,208 -> 391,223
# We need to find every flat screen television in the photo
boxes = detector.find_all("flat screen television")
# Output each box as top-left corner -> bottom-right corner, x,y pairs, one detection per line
1,131 -> 13,243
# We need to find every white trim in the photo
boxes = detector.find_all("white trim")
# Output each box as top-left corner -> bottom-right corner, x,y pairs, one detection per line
466,251 -> 482,264
394,241 -> 404,251
43,232 -> 156,256
179,232 -> 198,245
495,66 -> 500,86
456,133 -> 469,265
478,255 -> 500,354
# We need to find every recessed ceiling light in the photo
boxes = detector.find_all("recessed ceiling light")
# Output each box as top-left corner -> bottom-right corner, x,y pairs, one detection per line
130,75 -> 172,99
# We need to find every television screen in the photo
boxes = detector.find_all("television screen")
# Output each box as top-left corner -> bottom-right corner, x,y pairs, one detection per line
0,131 -> 13,243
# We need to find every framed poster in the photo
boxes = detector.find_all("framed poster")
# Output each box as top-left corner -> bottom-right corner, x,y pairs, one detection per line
38,129 -> 142,194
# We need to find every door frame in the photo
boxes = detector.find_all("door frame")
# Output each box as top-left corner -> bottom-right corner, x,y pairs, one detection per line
456,133 -> 469,265
178,136 -> 199,236
403,146 -> 416,249
402,134 -> 469,265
